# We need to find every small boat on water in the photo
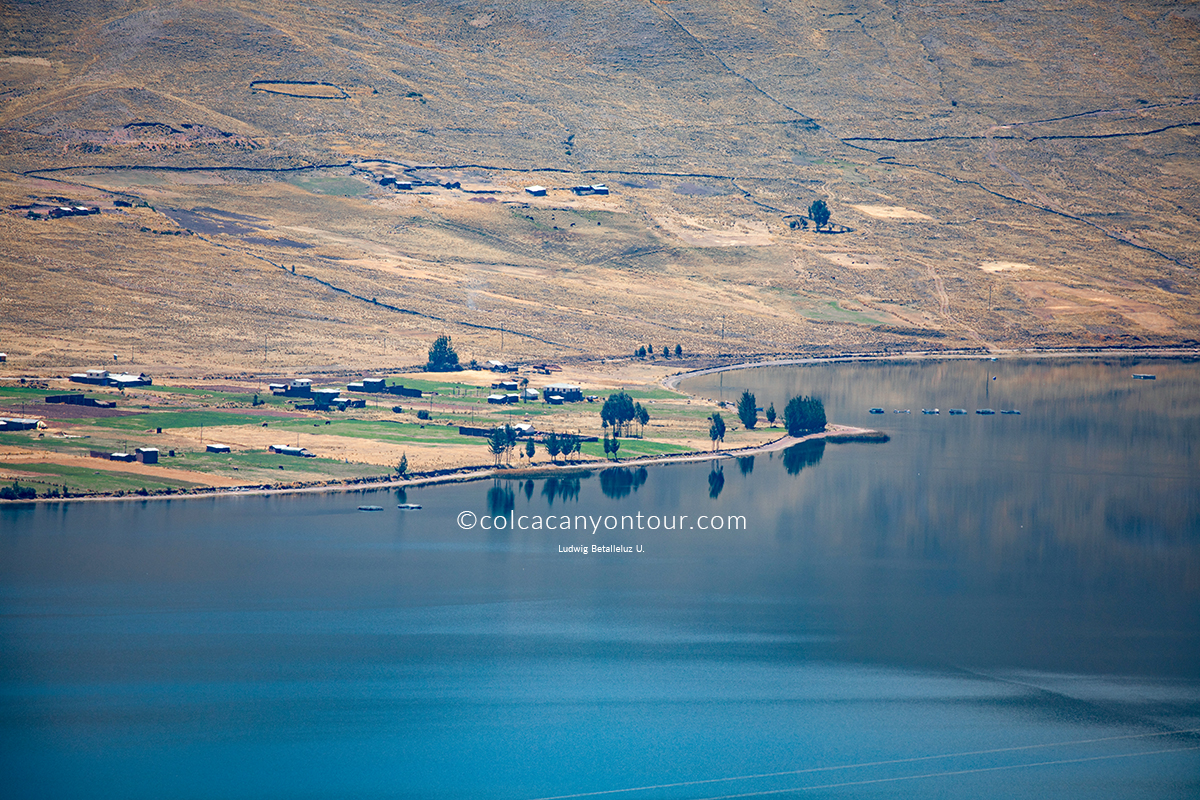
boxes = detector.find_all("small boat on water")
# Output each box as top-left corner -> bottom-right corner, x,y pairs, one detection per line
1132,374 -> 1156,380
868,408 -> 884,414
894,409 -> 910,414
949,409 -> 967,415
921,408 -> 939,415
976,409 -> 996,415
358,505 -> 383,512
398,503 -> 422,510
1001,409 -> 1021,415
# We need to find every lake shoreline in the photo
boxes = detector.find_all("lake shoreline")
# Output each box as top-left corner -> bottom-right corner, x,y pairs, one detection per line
662,345 -> 1200,389
5,344 -> 1195,506
0,424 -> 874,505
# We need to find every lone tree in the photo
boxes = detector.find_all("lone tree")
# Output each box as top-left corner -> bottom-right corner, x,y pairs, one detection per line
603,432 -> 621,460
558,433 -> 580,462
635,402 -> 650,437
601,391 -> 637,437
675,344 -> 682,358
709,412 -> 726,451
737,390 -> 757,430
784,395 -> 826,437
394,452 -> 409,478
809,199 -> 831,231
525,437 -> 536,460
426,335 -> 460,372
766,402 -> 777,426
487,427 -> 508,466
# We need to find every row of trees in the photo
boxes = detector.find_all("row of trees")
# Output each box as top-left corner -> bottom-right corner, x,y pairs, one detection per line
487,426 -> 583,466
710,391 -> 826,449
636,344 -> 683,359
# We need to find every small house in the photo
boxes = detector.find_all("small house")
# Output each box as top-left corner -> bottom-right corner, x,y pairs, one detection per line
0,418 -> 40,431
524,185 -> 547,197
487,394 -> 507,405
70,369 -> 110,385
546,395 -> 564,405
206,443 -> 231,453
109,372 -> 152,388
46,394 -> 87,405
110,452 -> 136,462
270,444 -> 315,458
362,378 -> 387,392
505,393 -> 521,404
135,447 -> 159,464
543,383 -> 583,402
312,388 -> 342,408
523,388 -> 539,401
276,378 -> 313,397
0,353 -> 6,362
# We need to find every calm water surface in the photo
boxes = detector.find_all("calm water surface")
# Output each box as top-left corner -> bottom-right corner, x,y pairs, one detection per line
1,358 -> 1198,798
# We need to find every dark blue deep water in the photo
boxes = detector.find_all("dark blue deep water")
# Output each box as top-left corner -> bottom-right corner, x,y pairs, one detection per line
2,358 -> 1198,798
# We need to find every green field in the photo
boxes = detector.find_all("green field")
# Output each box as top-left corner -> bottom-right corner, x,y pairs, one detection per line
91,410 -> 281,430
2,463 -> 201,495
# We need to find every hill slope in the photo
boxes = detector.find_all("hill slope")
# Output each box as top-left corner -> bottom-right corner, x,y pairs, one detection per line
1,0 -> 1197,373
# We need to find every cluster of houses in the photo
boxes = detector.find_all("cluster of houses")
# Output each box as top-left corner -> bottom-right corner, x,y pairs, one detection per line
269,374 -> 588,410
523,185 -> 609,197
374,174 -> 611,199
69,369 -> 152,388
89,447 -> 158,463
25,205 -> 100,220
485,381 -> 584,405
269,377 -> 423,411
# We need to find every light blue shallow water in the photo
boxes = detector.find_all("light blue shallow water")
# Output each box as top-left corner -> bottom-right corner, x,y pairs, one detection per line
1,358 -> 1198,798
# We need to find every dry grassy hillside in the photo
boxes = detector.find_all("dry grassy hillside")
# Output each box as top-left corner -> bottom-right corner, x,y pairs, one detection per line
1,0 -> 1197,375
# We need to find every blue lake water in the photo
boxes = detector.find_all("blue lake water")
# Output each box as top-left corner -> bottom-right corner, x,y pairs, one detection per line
2,357 -> 1198,798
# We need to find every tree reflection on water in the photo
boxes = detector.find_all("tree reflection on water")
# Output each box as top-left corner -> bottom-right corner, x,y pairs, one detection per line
782,439 -> 825,475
